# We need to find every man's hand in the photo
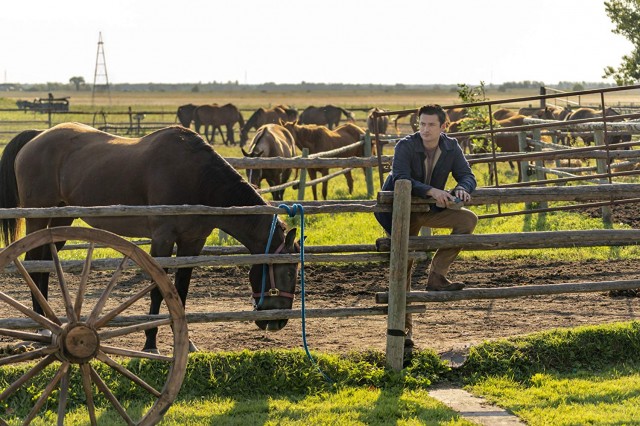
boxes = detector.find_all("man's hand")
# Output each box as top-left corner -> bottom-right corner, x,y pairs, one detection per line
453,188 -> 471,203
426,188 -> 455,208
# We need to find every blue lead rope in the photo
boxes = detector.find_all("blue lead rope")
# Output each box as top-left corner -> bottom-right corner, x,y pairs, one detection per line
278,203 -> 333,384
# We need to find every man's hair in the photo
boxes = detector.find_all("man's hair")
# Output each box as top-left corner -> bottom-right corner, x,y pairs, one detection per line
417,104 -> 447,126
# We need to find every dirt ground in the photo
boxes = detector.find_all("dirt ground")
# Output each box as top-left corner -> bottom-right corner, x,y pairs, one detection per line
1,205 -> 639,359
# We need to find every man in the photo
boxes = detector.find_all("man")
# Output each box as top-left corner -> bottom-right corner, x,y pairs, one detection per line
374,104 -> 477,345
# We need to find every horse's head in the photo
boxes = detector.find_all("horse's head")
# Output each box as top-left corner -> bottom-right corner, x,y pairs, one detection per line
249,227 -> 299,331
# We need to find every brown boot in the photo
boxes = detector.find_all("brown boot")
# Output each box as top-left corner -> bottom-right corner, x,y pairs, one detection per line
426,272 -> 465,291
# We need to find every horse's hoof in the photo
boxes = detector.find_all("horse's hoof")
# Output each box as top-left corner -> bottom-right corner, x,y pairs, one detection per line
188,340 -> 199,353
142,348 -> 160,355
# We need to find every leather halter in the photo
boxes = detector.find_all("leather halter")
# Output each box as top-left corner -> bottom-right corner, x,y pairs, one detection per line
252,240 -> 296,300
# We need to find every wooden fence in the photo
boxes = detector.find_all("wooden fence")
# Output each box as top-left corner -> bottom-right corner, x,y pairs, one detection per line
2,182 -> 640,369
375,181 -> 640,369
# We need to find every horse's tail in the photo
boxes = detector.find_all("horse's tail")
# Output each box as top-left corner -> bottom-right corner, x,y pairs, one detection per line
0,129 -> 42,246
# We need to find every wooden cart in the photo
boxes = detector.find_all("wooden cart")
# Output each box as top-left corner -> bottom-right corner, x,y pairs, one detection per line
0,227 -> 189,425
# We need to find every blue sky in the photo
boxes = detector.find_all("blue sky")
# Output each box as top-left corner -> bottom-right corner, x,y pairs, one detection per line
0,0 -> 633,85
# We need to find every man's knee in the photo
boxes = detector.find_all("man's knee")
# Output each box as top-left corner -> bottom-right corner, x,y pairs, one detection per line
458,209 -> 478,234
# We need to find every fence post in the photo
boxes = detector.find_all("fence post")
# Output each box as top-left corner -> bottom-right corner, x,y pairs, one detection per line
533,129 -> 548,211
517,132 -> 532,210
297,148 -> 308,201
364,131 -> 374,198
386,179 -> 411,371
594,130 -> 613,227
539,86 -> 546,108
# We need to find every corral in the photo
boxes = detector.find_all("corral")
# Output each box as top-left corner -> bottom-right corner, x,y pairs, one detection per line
2,84 -> 640,422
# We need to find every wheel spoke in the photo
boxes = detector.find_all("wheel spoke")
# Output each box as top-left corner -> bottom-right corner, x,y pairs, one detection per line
96,351 -> 161,397
13,258 -> 61,325
0,345 -> 58,367
0,291 -> 62,335
74,242 -> 95,319
23,361 -> 69,425
0,327 -> 52,343
49,243 -> 77,323
90,365 -> 135,426
57,369 -> 70,426
99,317 -> 171,340
86,256 -> 129,327
94,282 -> 157,329
80,363 -> 98,426
0,354 -> 56,401
100,344 -> 173,362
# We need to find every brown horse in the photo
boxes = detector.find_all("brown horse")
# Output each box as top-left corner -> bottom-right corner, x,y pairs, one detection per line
0,123 -> 299,353
282,121 -> 365,200
193,103 -> 245,145
445,107 -> 468,123
241,124 -> 297,201
563,107 -> 628,146
239,107 -> 291,147
492,108 -> 517,120
176,103 -> 198,128
366,107 -> 389,134
299,105 -> 355,129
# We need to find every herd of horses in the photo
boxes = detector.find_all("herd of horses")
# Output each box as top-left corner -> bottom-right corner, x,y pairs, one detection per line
0,100 -> 632,355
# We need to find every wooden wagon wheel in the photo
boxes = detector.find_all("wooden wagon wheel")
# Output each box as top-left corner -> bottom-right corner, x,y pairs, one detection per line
0,227 -> 189,425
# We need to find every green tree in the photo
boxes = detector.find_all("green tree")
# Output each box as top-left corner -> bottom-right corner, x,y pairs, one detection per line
69,76 -> 85,91
603,0 -> 640,85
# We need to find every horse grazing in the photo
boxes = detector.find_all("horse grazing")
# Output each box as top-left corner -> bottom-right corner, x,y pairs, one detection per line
193,103 -> 245,145
367,107 -> 389,134
0,123 -> 299,353
176,103 -> 198,128
242,124 -> 297,201
299,105 -> 356,129
282,121 -> 365,200
239,107 -> 291,147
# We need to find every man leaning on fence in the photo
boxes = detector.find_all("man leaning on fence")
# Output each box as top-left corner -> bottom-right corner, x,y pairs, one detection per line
374,104 -> 477,344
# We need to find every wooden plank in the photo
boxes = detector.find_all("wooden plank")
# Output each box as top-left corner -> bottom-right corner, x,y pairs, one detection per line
0,305 -> 428,329
375,279 -> 640,303
377,183 -> 640,205
375,229 -> 640,252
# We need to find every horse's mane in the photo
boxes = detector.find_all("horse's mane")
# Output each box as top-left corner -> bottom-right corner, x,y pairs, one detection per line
181,129 -> 265,208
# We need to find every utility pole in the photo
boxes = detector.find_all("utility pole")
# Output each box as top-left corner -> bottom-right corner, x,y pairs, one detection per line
91,32 -> 111,105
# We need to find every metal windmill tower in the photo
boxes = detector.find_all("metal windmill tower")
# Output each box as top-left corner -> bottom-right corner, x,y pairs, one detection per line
91,32 -> 111,105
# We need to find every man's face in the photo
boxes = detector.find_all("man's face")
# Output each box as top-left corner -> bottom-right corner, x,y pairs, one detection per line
419,113 -> 445,145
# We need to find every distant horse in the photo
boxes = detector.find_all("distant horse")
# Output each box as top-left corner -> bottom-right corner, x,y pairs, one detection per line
177,103 -> 225,140
366,107 -> 389,134
0,123 -> 299,353
299,105 -> 356,129
492,108 -> 517,120
176,103 -> 198,128
282,121 -> 365,200
275,104 -> 298,121
242,124 -> 297,201
563,107 -> 629,146
193,103 -> 245,145
393,111 -> 418,134
239,107 -> 291,147
445,107 -> 468,123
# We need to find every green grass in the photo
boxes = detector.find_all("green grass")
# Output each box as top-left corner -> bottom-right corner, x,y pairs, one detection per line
458,322 -> 640,425
5,322 -> 640,424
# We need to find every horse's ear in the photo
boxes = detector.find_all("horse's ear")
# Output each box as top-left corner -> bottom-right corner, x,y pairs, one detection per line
285,228 -> 297,251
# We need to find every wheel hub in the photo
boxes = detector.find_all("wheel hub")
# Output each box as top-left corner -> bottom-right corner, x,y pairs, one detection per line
58,323 -> 100,363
